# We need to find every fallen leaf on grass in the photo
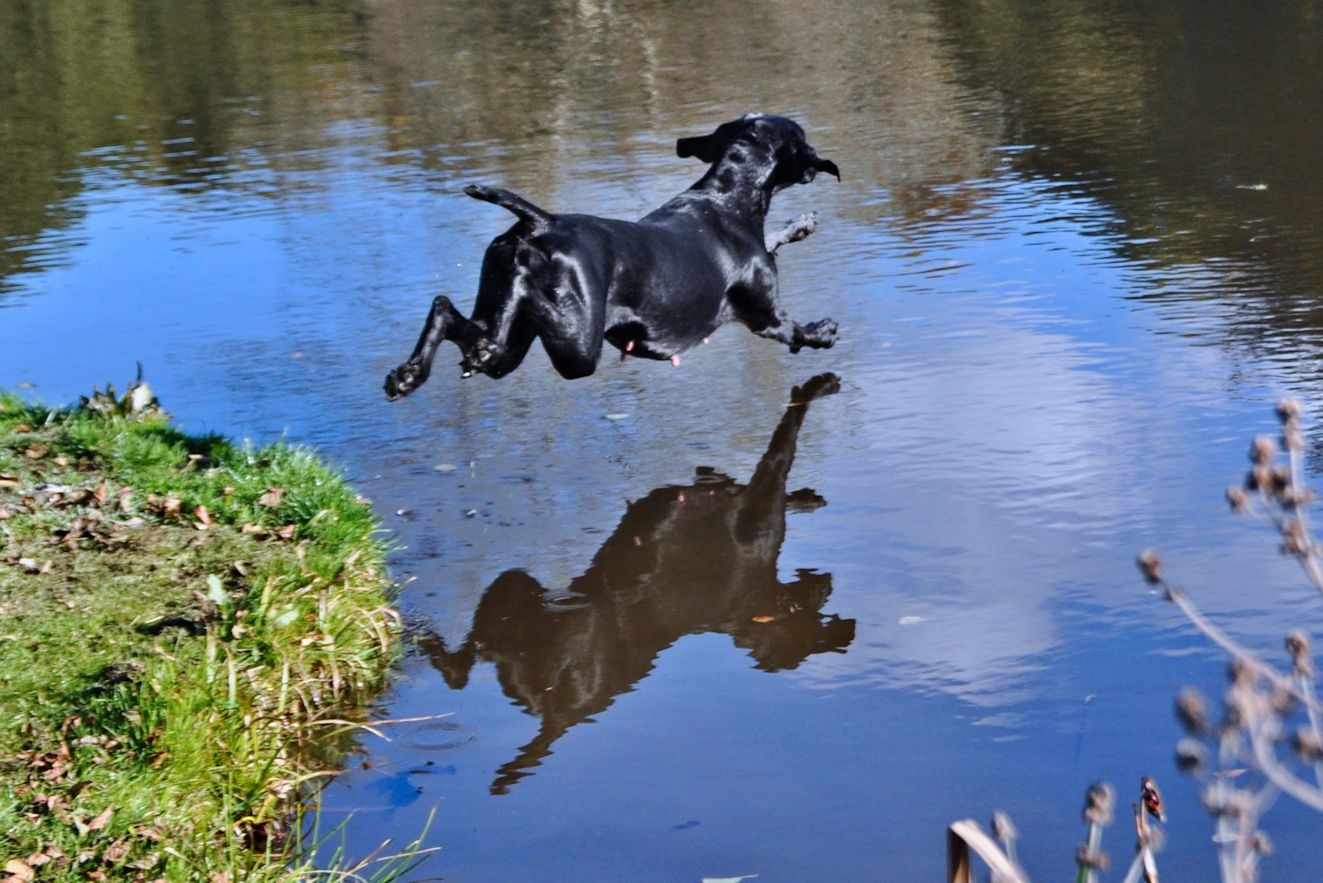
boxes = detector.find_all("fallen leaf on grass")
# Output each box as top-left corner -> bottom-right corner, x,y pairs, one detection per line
193,504 -> 212,530
24,444 -> 49,460
87,805 -> 114,830
3,858 -> 34,881
258,486 -> 286,507
102,840 -> 128,862
274,524 -> 297,540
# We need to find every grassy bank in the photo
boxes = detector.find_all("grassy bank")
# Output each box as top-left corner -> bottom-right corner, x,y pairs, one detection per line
0,383 -> 407,881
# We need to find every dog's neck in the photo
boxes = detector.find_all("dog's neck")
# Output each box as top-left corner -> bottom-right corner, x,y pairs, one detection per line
688,146 -> 785,220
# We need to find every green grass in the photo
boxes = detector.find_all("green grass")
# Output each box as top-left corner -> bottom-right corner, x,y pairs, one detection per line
0,386 -> 416,880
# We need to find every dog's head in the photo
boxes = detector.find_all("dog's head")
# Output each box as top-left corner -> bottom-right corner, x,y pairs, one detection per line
676,114 -> 840,189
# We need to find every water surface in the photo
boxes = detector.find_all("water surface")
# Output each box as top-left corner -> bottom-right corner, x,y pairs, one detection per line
4,0 -> 1323,878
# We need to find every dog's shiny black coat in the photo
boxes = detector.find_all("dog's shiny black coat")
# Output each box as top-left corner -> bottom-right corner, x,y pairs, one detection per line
384,114 -> 840,399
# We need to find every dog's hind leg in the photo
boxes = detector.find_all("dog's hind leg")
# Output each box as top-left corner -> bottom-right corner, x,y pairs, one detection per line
384,294 -> 491,400
728,280 -> 838,354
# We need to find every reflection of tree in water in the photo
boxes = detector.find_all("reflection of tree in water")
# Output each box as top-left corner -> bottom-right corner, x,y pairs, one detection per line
931,0 -> 1323,358
420,374 -> 854,794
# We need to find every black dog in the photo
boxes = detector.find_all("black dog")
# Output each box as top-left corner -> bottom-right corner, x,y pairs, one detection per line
384,114 -> 839,399
418,374 -> 853,792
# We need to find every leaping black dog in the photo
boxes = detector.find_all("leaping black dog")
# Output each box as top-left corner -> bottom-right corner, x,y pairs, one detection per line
384,114 -> 839,399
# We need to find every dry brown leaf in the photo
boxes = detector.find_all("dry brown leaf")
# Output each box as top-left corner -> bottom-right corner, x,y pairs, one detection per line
87,805 -> 114,831
14,423 -> 32,433
0,474 -> 19,488
102,840 -> 128,862
274,524 -> 297,540
24,444 -> 49,460
3,858 -> 34,881
193,505 -> 212,525
240,523 -> 264,535
160,497 -> 181,516
258,486 -> 286,508
94,484 -> 109,505
751,615 -> 777,624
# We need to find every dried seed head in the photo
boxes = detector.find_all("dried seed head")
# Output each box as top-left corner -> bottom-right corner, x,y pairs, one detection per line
1082,781 -> 1115,825
1276,398 -> 1303,424
1251,435 -> 1278,465
1286,630 -> 1314,677
1291,725 -> 1323,761
1281,519 -> 1308,555
1247,465 -> 1272,492
1175,738 -> 1206,773
1226,485 -> 1250,512
1272,465 -> 1293,494
1137,550 -> 1163,586
1227,657 -> 1255,687
1175,687 -> 1210,735
1223,682 -> 1269,732
1140,776 -> 1166,822
1271,686 -> 1297,715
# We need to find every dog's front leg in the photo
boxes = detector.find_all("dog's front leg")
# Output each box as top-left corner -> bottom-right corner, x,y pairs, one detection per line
754,315 -> 839,353
765,212 -> 819,254
730,281 -> 837,354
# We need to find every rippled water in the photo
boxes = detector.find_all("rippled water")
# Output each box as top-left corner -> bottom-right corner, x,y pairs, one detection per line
6,0 -> 1323,878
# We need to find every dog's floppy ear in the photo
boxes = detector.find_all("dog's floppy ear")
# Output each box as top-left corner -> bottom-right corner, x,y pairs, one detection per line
813,157 -> 841,181
676,134 -> 719,163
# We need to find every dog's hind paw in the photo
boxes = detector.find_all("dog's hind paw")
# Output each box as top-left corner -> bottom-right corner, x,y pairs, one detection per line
458,337 -> 500,377
384,360 -> 428,400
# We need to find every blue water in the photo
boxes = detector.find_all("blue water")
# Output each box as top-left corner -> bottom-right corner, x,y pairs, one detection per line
4,0 -> 1323,878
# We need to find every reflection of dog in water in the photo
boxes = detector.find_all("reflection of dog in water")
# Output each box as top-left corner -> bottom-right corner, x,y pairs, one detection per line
420,373 -> 854,794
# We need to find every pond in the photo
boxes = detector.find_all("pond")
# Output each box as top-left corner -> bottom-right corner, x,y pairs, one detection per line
5,0 -> 1323,878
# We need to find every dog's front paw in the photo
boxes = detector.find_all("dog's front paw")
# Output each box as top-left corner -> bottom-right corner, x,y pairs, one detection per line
384,360 -> 428,400
801,318 -> 838,350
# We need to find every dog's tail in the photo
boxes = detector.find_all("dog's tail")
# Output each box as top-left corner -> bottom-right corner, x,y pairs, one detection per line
464,184 -> 552,234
